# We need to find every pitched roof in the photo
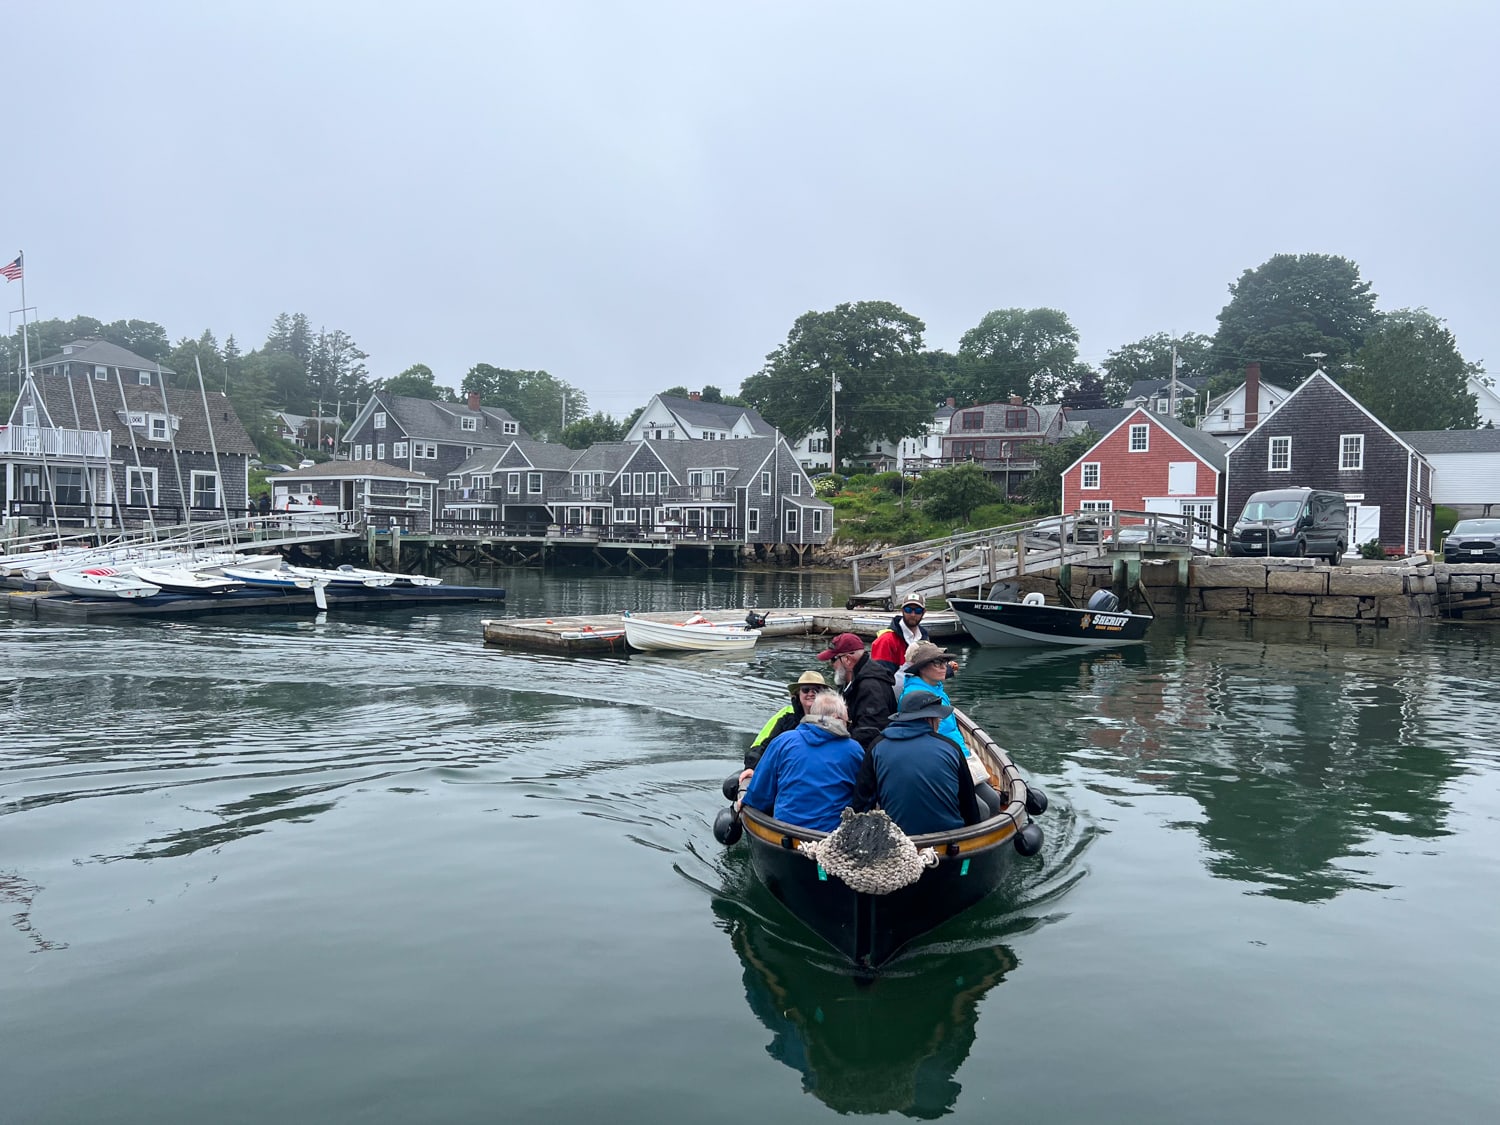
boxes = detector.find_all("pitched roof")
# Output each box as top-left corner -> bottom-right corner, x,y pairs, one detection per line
655,394 -> 775,436
510,438 -> 578,470
1396,428 -> 1500,454
1063,408 -> 1131,435
566,441 -> 637,472
1239,371 -> 1427,462
26,373 -> 255,455
272,459 -> 436,481
30,338 -> 175,375
1152,412 -> 1228,470
377,393 -> 528,443
1124,376 -> 1207,403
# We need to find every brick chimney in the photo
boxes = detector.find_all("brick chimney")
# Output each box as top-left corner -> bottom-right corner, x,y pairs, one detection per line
467,391 -> 481,412
945,396 -> 955,408
688,390 -> 701,401
1008,394 -> 1023,406
1244,362 -> 1261,429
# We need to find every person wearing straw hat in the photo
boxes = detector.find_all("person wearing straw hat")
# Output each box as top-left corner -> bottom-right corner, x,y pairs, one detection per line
854,689 -> 984,835
744,671 -> 831,769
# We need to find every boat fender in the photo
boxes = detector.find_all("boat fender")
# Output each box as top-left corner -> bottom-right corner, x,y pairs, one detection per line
722,771 -> 743,801
1024,785 -> 1049,817
976,781 -> 1004,818
712,806 -> 742,846
1014,822 -> 1044,857
1022,591 -> 1046,606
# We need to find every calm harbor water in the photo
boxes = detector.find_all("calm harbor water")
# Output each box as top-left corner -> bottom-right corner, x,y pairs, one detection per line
3,568 -> 1499,1123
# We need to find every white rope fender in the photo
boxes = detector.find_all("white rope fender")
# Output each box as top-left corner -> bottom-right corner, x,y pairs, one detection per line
800,808 -> 935,895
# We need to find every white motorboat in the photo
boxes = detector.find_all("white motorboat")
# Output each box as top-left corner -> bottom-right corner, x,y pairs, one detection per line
50,568 -> 163,599
131,566 -> 245,595
221,565 -> 320,589
306,564 -> 439,586
621,613 -> 761,653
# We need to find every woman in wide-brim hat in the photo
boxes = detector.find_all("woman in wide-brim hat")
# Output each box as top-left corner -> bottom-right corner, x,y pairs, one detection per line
897,641 -> 965,751
745,670 -> 831,768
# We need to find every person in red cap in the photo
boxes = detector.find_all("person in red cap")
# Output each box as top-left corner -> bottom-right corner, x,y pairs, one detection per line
817,632 -> 896,750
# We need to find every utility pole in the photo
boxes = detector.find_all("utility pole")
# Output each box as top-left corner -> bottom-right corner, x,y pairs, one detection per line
561,389 -> 567,436
829,370 -> 839,474
1168,344 -> 1179,417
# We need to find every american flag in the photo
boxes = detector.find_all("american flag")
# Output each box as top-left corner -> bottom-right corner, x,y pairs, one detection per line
0,254 -> 20,282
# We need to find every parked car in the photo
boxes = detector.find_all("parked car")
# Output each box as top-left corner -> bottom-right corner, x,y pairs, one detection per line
297,458 -> 316,469
263,463 -> 295,474
1109,523 -> 1189,546
1229,488 -> 1347,564
1442,518 -> 1500,562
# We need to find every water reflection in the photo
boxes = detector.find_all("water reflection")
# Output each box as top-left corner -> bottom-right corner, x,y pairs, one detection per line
713,881 -> 1016,1118
959,619 -> 1470,903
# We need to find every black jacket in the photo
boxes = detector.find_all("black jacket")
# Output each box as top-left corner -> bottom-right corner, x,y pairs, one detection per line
843,654 -> 898,750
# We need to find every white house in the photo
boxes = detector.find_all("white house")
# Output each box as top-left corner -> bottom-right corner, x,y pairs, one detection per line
623,392 -> 775,442
1469,376 -> 1500,428
1199,362 -> 1290,449
1397,428 -> 1500,518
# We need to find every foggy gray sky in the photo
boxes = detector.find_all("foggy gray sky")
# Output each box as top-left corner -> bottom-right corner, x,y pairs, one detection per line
6,1 -> 1496,416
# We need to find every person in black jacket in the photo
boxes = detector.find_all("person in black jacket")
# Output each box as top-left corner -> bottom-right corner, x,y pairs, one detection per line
888,592 -> 931,647
817,632 -> 897,750
855,690 -> 983,835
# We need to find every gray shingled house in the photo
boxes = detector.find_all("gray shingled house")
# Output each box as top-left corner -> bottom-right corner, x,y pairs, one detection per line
343,391 -> 529,485
266,460 -> 439,533
4,339 -> 256,527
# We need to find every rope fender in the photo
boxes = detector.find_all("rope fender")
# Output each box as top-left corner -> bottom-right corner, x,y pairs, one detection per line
799,808 -> 939,895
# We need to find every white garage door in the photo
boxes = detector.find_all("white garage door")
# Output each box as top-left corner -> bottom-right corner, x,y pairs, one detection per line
1348,504 -> 1380,555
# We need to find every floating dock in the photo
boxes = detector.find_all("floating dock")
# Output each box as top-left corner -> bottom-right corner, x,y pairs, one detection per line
480,608 -> 968,654
6,584 -> 506,621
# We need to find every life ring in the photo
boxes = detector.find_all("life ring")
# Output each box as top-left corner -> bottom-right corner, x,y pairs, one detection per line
1021,591 -> 1046,606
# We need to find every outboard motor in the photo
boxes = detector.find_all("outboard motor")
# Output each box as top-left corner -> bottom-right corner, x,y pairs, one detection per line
1087,589 -> 1121,613
744,610 -> 768,630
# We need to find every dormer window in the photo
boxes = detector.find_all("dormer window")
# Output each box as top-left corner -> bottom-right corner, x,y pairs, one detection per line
503,421 -> 518,435
151,417 -> 167,440
138,371 -> 152,385
462,416 -> 477,431
94,366 -> 107,381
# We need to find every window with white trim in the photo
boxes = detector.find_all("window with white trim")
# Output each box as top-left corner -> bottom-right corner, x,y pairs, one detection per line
503,421 -> 518,435
761,471 -> 771,494
1339,434 -> 1364,470
94,365 -> 107,381
127,467 -> 157,507
621,473 -> 633,495
747,507 -> 760,534
150,416 -> 168,440
473,475 -> 490,489
1081,462 -> 1100,489
461,416 -> 477,431
1079,499 -> 1113,512
393,442 -> 409,459
785,508 -> 799,533
1268,436 -> 1291,471
138,371 -> 151,385
811,509 -> 824,534
645,473 -> 657,495
634,472 -> 646,494
377,443 -> 386,460
527,472 -> 543,494
613,508 -> 637,523
658,472 -> 670,494
507,472 -> 520,493
190,470 -> 220,509
689,471 -> 703,487
374,412 -> 387,429
414,443 -> 437,459
791,475 -> 801,496
1129,424 -> 1149,452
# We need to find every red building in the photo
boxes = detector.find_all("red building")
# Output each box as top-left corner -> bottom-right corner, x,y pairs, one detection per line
1060,408 -> 1227,535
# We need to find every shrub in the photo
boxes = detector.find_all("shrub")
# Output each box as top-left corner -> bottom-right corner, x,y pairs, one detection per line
844,473 -> 875,492
912,464 -> 1003,521
813,475 -> 841,497
1359,537 -> 1384,559
872,471 -> 904,494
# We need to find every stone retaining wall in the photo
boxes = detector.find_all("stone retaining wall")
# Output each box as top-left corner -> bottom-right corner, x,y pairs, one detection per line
1062,556 -> 1500,624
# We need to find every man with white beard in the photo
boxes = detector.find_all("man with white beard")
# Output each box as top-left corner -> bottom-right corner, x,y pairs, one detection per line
815,632 -> 897,750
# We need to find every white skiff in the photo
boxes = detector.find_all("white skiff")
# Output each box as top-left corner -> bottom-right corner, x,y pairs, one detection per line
621,614 -> 761,653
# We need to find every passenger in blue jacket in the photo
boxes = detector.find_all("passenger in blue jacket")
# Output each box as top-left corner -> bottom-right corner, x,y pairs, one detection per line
855,690 -> 984,836
738,692 -> 865,833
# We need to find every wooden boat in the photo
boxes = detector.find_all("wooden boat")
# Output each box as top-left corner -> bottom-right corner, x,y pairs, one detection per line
622,613 -> 761,653
50,568 -> 162,599
733,707 -> 1044,968
947,591 -> 1152,648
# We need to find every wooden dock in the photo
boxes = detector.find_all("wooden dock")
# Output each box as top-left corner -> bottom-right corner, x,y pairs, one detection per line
5,584 -> 507,621
480,608 -> 969,654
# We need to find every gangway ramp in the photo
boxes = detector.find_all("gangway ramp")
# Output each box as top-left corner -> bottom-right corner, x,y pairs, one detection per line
846,515 -> 1106,608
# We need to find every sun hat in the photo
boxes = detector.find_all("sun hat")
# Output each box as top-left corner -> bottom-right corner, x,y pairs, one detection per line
816,633 -> 865,661
889,689 -> 953,723
788,670 -> 828,695
900,592 -> 927,610
903,640 -> 950,670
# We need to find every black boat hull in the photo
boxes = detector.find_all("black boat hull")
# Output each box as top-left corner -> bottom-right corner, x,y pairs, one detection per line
741,810 -> 1023,967
949,596 -> 1151,647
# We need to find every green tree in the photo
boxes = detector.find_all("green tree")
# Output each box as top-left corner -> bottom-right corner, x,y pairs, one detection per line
381,363 -> 455,400
1062,369 -> 1110,410
1340,310 -> 1481,430
100,319 -> 171,363
956,308 -> 1091,405
913,463 -> 1003,522
740,300 -> 934,464
1021,429 -> 1099,510
462,365 -> 586,441
559,411 -> 626,448
1100,331 -> 1213,406
310,328 -> 371,408
1211,253 -> 1379,387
